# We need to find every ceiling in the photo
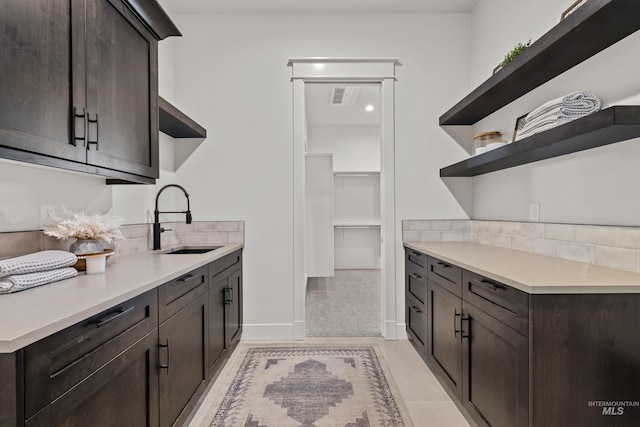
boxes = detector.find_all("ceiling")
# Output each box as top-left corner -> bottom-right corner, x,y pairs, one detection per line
305,84 -> 380,126
162,0 -> 478,14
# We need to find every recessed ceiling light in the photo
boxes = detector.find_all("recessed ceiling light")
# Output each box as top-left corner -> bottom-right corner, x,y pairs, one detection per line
365,104 -> 374,112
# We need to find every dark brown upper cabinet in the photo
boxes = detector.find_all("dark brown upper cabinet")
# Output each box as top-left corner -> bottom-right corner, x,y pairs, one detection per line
0,0 -> 179,184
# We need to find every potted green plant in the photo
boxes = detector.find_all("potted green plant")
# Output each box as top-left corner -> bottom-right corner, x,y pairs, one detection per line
493,39 -> 532,74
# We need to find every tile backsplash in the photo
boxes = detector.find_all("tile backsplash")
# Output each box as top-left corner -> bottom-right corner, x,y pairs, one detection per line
403,220 -> 640,273
0,221 -> 245,259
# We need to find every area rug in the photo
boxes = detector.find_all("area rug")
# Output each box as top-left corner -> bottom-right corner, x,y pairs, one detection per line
205,345 -> 413,427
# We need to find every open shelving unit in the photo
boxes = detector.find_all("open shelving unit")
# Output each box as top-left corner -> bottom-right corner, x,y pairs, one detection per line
440,106 -> 640,177
438,0 -> 640,177
158,96 -> 207,138
439,0 -> 640,126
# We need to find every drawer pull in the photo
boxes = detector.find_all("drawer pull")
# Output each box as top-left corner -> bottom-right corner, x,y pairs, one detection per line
453,310 -> 461,337
479,279 -> 505,291
177,273 -> 196,283
159,339 -> 170,374
409,306 -> 421,314
410,251 -> 423,257
95,306 -> 135,328
436,261 -> 452,269
409,272 -> 422,280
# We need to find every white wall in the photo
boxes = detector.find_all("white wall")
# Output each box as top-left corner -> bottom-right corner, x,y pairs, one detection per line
170,13 -> 471,339
466,0 -> 640,226
307,125 -> 380,171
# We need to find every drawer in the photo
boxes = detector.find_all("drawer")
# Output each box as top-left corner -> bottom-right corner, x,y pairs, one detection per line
462,270 -> 529,336
406,294 -> 428,352
209,250 -> 242,282
405,248 -> 427,272
24,289 -> 158,418
159,266 -> 208,323
406,263 -> 427,306
428,256 -> 462,297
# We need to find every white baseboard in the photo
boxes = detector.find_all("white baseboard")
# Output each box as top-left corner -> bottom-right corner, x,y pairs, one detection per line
293,320 -> 305,340
384,320 -> 397,340
242,324 -> 294,341
396,323 -> 407,340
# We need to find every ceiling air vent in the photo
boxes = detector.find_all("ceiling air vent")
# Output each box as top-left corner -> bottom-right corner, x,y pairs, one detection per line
329,86 -> 360,106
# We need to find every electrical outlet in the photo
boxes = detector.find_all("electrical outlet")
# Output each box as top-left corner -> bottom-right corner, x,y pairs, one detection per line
40,205 -> 55,228
529,203 -> 540,222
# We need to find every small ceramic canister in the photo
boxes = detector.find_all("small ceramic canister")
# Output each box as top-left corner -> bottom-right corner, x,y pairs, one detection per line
85,253 -> 107,275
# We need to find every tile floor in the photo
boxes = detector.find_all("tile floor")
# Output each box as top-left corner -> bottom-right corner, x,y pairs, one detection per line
187,337 -> 471,427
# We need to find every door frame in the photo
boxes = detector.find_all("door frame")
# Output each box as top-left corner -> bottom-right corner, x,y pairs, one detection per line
288,58 -> 401,339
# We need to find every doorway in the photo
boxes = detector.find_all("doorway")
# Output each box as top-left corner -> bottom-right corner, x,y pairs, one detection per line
289,58 -> 400,340
304,83 -> 382,336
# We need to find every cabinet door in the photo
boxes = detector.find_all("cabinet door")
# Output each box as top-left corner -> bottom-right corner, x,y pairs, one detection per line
209,275 -> 228,377
0,0 -> 86,163
462,302 -> 529,427
25,331 -> 159,427
427,280 -> 463,399
226,268 -> 243,348
85,0 -> 158,178
159,292 -> 208,427
406,295 -> 428,356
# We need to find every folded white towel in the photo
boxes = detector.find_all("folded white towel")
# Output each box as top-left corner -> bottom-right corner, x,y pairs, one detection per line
525,91 -> 601,124
0,250 -> 77,278
517,92 -> 601,140
0,267 -> 78,294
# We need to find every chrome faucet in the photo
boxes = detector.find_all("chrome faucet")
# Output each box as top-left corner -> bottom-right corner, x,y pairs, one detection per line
153,184 -> 192,250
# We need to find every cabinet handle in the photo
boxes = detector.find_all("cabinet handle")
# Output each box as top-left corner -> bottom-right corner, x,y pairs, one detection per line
72,107 -> 86,147
410,251 -> 422,257
87,113 -> 99,150
461,316 -> 470,339
479,278 -> 504,291
453,310 -> 462,337
409,272 -> 422,280
437,261 -> 452,269
224,287 -> 233,305
95,306 -> 135,328
409,306 -> 421,314
178,274 -> 195,283
159,338 -> 170,374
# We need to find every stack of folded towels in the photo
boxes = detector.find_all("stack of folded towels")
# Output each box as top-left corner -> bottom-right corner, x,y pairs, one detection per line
0,251 -> 78,294
516,91 -> 601,140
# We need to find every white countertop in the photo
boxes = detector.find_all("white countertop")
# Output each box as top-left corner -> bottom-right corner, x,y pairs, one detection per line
0,244 -> 243,353
404,241 -> 640,294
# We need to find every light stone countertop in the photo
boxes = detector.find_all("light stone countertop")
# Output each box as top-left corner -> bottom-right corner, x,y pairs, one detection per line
0,244 -> 243,353
404,241 -> 640,294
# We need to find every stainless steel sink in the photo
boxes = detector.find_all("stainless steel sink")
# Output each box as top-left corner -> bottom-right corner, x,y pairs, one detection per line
160,246 -> 223,255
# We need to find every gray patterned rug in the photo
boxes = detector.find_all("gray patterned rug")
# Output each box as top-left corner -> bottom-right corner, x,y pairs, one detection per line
206,345 -> 413,427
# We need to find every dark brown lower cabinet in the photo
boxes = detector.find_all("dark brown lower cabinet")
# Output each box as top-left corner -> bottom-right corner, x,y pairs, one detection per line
406,246 -> 640,427
209,274 -> 228,374
25,331 -> 159,427
426,280 -> 463,399
462,302 -> 529,427
159,292 -> 208,427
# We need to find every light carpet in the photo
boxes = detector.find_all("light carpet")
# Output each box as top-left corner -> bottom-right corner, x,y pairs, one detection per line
306,270 -> 381,337
203,344 -> 413,427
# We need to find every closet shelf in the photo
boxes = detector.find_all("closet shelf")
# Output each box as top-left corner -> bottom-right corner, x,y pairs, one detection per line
334,222 -> 381,228
440,106 -> 640,177
159,96 -> 207,138
439,0 -> 640,126
333,171 -> 380,176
